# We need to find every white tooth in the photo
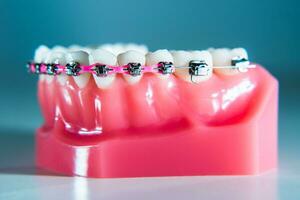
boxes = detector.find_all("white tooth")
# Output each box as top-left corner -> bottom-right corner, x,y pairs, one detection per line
171,51 -> 192,82
52,45 -> 67,53
211,48 -> 248,75
68,45 -> 81,51
81,47 -> 92,54
99,44 -> 114,54
210,48 -> 231,66
43,50 -> 55,83
211,48 -> 236,75
34,45 -> 49,63
99,43 -> 125,55
90,49 -> 117,89
190,50 -> 213,82
34,45 -> 49,81
112,43 -> 125,55
124,43 -> 148,54
47,51 -> 67,84
68,45 -> 92,54
231,48 -> 248,59
66,51 -> 90,88
118,50 -> 145,84
146,49 -> 173,79
48,48 -> 69,85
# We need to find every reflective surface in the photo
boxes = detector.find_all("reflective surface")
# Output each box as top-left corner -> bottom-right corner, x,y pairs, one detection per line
0,91 -> 299,200
0,131 -> 299,199
35,66 -> 277,177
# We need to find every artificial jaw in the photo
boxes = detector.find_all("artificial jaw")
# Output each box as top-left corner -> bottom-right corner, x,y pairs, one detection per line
36,44 -> 262,135
34,44 -> 278,178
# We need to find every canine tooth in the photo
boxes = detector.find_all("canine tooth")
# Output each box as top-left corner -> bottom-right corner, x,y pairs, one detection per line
99,44 -> 114,54
66,51 -> 90,88
146,49 -> 173,79
118,50 -> 145,84
211,48 -> 248,75
90,49 -> 117,89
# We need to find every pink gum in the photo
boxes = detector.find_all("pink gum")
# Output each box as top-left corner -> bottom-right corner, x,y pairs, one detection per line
36,65 -> 278,178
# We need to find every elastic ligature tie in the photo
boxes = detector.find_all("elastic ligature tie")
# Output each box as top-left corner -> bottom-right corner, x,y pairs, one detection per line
27,56 -> 256,83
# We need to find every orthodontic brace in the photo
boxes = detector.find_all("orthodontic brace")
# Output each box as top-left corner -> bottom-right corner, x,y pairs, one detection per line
27,57 -> 255,81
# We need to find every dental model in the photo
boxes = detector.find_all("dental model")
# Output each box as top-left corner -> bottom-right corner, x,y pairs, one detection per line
30,44 -> 278,178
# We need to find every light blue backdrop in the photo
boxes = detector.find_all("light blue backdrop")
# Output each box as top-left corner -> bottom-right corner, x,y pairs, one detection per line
0,0 -> 298,131
0,1 -> 299,199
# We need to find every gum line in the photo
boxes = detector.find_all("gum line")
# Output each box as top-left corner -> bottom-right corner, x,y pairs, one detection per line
37,66 -> 269,137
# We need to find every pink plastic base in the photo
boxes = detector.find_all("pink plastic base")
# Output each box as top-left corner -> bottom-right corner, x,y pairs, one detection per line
36,74 -> 278,178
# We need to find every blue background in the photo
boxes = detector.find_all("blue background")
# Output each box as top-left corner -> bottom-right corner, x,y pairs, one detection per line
0,0 -> 299,199
0,0 -> 299,130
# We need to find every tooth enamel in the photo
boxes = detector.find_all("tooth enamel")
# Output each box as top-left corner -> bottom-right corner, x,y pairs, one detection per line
124,43 -> 148,54
171,51 -> 192,82
66,51 -> 90,88
118,50 -> 145,84
112,44 -> 125,55
68,45 -> 92,54
52,45 -> 67,53
231,48 -> 248,59
210,48 -> 231,66
68,45 -> 81,51
34,45 -> 49,63
99,44 -> 114,54
189,50 -> 213,82
34,45 -> 49,81
211,48 -> 248,75
47,51 -> 67,84
90,49 -> 117,89
146,49 -> 173,79
43,50 -> 56,83
101,43 -> 125,55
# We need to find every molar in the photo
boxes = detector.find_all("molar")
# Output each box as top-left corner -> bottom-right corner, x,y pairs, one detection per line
211,48 -> 248,75
90,49 -> 117,89
66,51 -> 90,88
118,50 -> 145,84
